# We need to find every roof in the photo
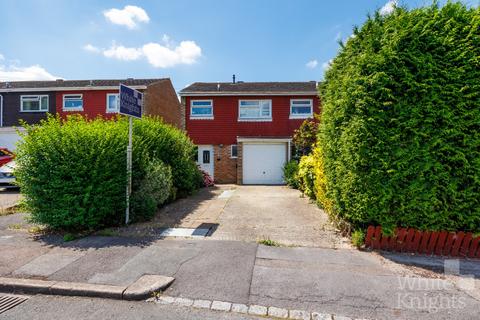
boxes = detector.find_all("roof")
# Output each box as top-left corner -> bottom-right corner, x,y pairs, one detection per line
0,78 -> 168,92
179,81 -> 318,96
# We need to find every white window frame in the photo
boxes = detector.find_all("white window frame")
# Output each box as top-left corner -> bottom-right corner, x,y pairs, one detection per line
106,93 -> 119,113
63,94 -> 84,111
230,145 -> 238,158
289,99 -> 313,119
190,100 -> 213,119
238,99 -> 272,121
20,95 -> 49,112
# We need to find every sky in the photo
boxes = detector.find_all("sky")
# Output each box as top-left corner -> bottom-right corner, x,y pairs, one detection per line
0,0 -> 478,92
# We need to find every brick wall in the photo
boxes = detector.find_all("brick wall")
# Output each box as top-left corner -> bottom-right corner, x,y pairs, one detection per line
144,80 -> 182,129
214,144 -> 237,184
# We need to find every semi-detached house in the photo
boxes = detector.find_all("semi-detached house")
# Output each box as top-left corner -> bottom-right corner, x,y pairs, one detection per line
179,80 -> 319,185
0,78 -> 181,127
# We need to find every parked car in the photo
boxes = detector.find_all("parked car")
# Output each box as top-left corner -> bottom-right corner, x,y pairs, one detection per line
0,148 -> 14,167
0,161 -> 16,188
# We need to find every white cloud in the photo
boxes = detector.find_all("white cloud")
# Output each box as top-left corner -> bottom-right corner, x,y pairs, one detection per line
83,44 -> 100,53
103,44 -> 143,61
0,54 -> 4,61
0,64 -> 60,81
322,59 -> 333,71
103,5 -> 149,29
380,0 -> 397,15
93,38 -> 202,68
306,59 -> 318,69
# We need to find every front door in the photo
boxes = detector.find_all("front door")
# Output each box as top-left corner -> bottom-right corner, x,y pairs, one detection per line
197,145 -> 214,179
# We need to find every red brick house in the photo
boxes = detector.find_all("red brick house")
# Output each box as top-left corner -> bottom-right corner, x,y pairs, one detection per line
179,80 -> 319,184
0,78 -> 182,128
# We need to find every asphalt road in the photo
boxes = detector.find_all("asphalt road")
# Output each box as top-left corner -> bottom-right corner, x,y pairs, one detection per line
0,295 -> 266,320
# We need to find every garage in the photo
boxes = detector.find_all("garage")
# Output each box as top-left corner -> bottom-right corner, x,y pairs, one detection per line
241,140 -> 289,185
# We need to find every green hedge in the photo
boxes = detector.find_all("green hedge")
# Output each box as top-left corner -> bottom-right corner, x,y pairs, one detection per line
319,2 -> 480,233
15,115 -> 200,231
283,160 -> 299,188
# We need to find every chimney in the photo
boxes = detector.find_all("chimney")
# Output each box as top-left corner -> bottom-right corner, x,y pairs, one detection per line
232,74 -> 236,84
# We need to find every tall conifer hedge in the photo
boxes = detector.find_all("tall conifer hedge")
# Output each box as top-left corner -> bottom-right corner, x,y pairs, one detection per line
319,2 -> 480,233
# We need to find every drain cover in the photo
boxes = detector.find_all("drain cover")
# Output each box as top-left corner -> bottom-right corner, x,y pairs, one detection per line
0,294 -> 28,314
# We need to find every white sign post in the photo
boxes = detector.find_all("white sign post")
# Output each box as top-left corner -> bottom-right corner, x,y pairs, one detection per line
119,84 -> 143,224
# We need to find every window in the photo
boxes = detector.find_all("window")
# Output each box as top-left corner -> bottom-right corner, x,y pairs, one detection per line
290,99 -> 313,118
20,95 -> 49,112
106,94 -> 119,113
190,100 -> 213,119
230,145 -> 238,158
63,94 -> 83,110
238,100 -> 272,120
202,150 -> 210,164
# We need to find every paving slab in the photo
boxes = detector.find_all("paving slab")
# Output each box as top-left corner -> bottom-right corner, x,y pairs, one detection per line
13,249 -> 85,278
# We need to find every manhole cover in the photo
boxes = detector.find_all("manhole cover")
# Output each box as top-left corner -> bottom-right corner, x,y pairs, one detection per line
0,294 -> 28,314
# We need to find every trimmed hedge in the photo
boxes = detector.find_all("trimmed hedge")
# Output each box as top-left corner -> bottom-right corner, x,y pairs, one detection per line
298,155 -> 316,200
15,115 -> 201,231
319,3 -> 480,233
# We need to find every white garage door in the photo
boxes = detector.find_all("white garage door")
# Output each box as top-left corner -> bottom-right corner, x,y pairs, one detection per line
243,143 -> 287,185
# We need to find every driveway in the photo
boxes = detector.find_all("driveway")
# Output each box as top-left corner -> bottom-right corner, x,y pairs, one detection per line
125,185 -> 349,248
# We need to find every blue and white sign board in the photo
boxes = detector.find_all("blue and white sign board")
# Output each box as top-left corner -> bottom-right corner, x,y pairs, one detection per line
119,84 -> 143,119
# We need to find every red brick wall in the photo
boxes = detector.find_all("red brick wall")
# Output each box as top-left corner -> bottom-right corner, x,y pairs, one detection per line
185,95 -> 320,145
213,144 -> 237,184
144,80 -> 182,129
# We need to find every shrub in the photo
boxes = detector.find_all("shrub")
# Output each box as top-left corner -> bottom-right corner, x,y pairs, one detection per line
351,230 -> 365,248
15,115 -> 200,231
283,160 -> 299,188
200,170 -> 215,187
319,3 -> 480,232
292,118 -> 318,159
130,159 -> 173,222
312,144 -> 334,214
297,155 -> 316,199
134,117 -> 203,196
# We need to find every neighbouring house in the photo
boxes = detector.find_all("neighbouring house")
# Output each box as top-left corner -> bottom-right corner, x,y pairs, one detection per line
0,78 -> 181,127
0,78 -> 182,150
179,78 -> 320,185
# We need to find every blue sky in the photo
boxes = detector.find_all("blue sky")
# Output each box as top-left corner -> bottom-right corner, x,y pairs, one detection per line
0,0 -> 477,91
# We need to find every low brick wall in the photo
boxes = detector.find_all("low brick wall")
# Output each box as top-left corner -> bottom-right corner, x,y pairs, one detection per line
365,226 -> 480,258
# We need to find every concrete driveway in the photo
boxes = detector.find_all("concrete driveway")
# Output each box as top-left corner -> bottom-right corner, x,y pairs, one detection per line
128,185 -> 349,248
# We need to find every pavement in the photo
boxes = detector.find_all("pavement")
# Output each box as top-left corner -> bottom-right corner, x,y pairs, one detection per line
0,189 -> 21,214
119,185 -> 350,248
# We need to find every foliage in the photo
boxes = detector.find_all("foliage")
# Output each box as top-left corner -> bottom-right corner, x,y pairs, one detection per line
312,144 -> 334,213
292,118 -> 318,159
351,230 -> 365,248
319,2 -> 480,232
283,160 -> 300,188
257,238 -> 281,247
130,159 -> 173,222
297,155 -> 316,200
133,116 -> 203,196
15,115 -> 200,231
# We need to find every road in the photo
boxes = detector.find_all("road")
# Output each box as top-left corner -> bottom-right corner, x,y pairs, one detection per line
0,295 -> 265,320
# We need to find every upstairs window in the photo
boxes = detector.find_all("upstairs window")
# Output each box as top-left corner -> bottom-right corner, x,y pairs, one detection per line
190,100 -> 213,119
63,94 -> 83,111
20,95 -> 49,112
106,94 -> 119,113
290,99 -> 313,118
238,100 -> 271,120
